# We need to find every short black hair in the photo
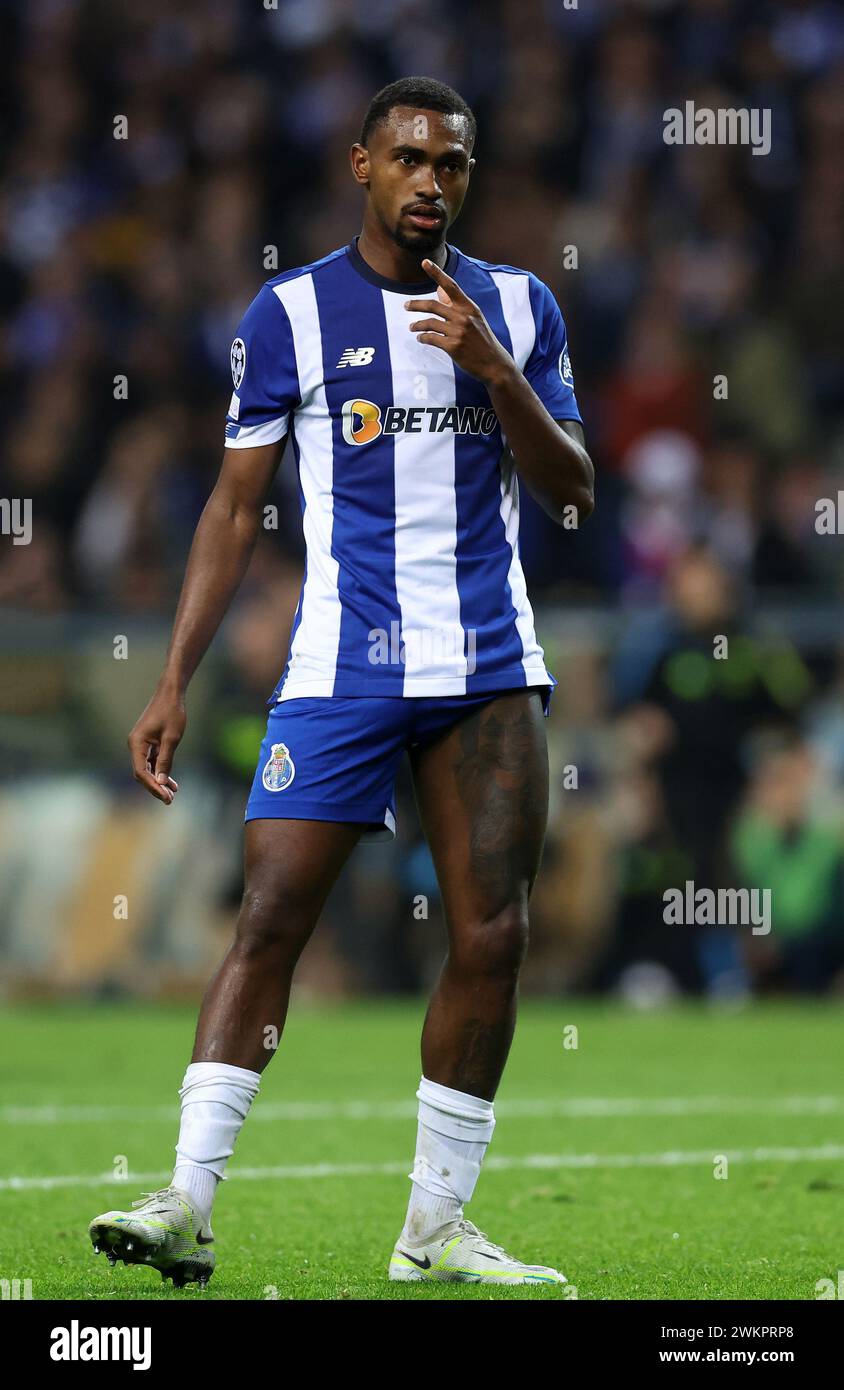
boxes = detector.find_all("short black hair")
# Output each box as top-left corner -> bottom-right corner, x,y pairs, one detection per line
359,77 -> 476,149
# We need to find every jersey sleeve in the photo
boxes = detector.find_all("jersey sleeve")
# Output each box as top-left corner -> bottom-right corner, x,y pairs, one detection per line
523,277 -> 582,423
224,284 -> 299,449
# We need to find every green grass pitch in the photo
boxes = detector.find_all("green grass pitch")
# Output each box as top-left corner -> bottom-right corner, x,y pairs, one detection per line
0,1000 -> 842,1300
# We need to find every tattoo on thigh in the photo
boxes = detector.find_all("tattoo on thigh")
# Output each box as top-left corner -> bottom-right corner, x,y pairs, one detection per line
453,697 -> 548,900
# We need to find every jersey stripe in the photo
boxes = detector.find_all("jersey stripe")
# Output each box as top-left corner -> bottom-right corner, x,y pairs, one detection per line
490,269 -> 537,371
488,268 -> 552,685
272,273 -> 341,697
314,256 -> 403,695
380,287 -> 467,694
268,426 -> 307,705
449,258 -> 526,692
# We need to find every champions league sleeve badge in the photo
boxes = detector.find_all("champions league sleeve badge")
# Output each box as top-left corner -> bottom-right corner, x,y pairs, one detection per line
261,742 -> 295,792
231,337 -> 246,390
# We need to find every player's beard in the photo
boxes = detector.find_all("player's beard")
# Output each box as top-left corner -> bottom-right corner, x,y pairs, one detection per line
393,223 -> 445,257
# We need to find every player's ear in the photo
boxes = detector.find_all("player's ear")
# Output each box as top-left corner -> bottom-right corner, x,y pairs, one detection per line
468,157 -> 476,176
350,143 -> 370,187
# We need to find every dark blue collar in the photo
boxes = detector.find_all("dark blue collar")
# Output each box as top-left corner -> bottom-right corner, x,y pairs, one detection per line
346,235 -> 457,293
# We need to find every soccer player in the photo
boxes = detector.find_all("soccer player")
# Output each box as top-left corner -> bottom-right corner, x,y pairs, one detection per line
89,76 -> 593,1288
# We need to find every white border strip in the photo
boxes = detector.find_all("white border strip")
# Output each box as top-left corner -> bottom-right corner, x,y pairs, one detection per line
2,1095 -> 841,1125
3,1145 -> 844,1193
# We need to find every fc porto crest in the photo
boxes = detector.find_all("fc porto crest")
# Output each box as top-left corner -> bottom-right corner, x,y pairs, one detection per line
262,741 -> 295,792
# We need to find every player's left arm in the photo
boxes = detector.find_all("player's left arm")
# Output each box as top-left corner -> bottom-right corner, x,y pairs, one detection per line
406,260 -> 594,525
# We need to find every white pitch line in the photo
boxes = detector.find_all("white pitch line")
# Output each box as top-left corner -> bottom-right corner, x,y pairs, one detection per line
1,1095 -> 842,1125
2,1145 -> 843,1193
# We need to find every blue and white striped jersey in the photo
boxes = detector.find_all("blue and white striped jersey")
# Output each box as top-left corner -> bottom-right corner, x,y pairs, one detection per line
224,238 -> 582,702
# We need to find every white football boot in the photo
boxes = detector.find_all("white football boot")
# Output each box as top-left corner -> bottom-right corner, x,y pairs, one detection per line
88,1186 -> 215,1288
389,1218 -> 566,1285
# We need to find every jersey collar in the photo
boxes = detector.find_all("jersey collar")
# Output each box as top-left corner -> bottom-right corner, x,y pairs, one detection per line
346,235 -> 458,294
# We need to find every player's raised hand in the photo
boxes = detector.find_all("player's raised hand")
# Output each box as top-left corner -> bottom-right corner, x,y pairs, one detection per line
127,690 -> 185,805
404,259 -> 513,387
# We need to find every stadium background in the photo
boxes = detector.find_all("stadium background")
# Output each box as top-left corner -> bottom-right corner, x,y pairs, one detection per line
3,0 -> 844,1308
1,0 -> 843,1005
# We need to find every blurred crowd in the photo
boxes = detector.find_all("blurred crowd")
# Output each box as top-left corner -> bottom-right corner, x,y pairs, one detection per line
2,0 -> 843,999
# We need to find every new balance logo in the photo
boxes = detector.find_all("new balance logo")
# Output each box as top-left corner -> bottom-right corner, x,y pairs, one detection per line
336,347 -> 375,368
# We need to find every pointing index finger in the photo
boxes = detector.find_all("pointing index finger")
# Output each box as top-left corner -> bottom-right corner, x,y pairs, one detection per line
422,258 -> 463,300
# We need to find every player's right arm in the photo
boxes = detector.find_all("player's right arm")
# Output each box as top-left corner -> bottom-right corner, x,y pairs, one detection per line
128,440 -> 284,802
130,283 -> 298,802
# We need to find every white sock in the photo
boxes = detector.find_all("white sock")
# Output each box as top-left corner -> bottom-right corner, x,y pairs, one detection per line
401,1076 -> 495,1245
172,1061 -> 260,1220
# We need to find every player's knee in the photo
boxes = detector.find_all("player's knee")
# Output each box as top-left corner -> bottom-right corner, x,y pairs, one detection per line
453,903 -> 529,981
235,874 -> 317,961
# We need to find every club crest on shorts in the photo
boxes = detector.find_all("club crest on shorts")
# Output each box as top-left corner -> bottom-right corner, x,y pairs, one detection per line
262,741 -> 295,792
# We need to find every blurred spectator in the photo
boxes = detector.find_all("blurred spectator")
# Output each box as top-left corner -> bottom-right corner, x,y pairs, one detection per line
2,0 -> 843,999
732,731 -> 844,993
616,544 -> 811,886
0,0 -> 840,612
